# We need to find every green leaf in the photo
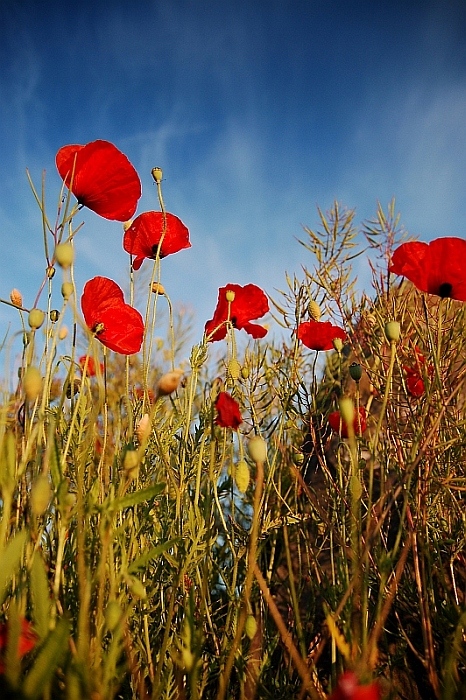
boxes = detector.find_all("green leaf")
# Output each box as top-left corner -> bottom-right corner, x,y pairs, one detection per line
128,539 -> 179,574
0,530 -> 28,606
30,551 -> 51,640
22,618 -> 69,699
111,483 -> 165,512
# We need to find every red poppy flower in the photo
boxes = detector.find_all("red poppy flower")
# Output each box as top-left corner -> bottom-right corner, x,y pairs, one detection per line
81,276 -> 144,355
215,392 -> 243,429
205,284 -> 269,342
78,355 -> 104,377
123,211 -> 191,269
403,347 -> 433,398
0,617 -> 38,672
297,320 -> 347,351
328,406 -> 367,438
56,140 -> 141,221
389,237 -> 466,301
329,671 -> 381,700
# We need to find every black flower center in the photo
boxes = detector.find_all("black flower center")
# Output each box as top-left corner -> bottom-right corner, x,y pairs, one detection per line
438,282 -> 453,298
231,316 -> 237,328
92,322 -> 105,335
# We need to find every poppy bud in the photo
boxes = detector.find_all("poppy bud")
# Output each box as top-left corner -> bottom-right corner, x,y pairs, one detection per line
123,449 -> 139,478
28,309 -> 45,330
227,358 -> 241,380
46,266 -> 56,279
24,366 -> 42,401
66,378 -> 81,398
151,167 -> 163,184
127,576 -> 147,600
339,397 -> 355,428
349,362 -> 363,382
308,300 -> 322,322
55,242 -> 74,268
151,282 -> 165,295
225,289 -> 236,303
50,309 -> 60,323
241,365 -> 249,380
10,289 -> 23,307
58,326 -> 69,340
332,337 -> 343,353
105,601 -> 122,632
156,369 -> 184,398
61,282 -> 74,300
245,615 -> 258,640
235,460 -> 250,493
248,436 -> 267,464
30,474 -> 51,517
385,320 -> 401,343
136,413 -> 151,442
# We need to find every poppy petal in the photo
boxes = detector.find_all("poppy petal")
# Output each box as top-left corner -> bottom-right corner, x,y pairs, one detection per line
56,140 -> 141,221
297,320 -> 347,351
215,392 -> 243,429
123,211 -> 191,269
389,237 -> 466,301
81,276 -> 144,355
205,284 -> 269,342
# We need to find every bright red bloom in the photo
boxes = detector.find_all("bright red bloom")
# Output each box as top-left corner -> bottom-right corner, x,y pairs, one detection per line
79,355 -> 104,377
56,140 -> 141,221
81,276 -> 144,355
0,618 -> 38,672
205,284 -> 269,342
329,671 -> 381,700
328,406 -> 367,438
403,347 -> 433,398
123,211 -> 191,270
389,237 -> 466,301
297,320 -> 347,351
215,392 -> 243,429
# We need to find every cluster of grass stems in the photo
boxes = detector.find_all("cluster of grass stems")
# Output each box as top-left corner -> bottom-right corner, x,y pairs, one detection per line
1,177 -> 466,700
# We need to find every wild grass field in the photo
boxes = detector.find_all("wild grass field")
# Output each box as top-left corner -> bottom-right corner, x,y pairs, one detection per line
1,140 -> 465,700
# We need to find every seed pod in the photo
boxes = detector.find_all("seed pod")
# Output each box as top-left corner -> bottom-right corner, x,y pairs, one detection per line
151,282 -> 165,295
151,167 -> 163,184
308,300 -> 321,321
241,365 -> 250,380
156,369 -> 184,398
31,474 -> 51,517
225,289 -> 235,302
235,460 -> 250,493
349,362 -> 363,382
61,282 -> 74,300
28,309 -> 45,330
385,321 -> 401,343
105,601 -> 122,632
49,309 -> 60,323
136,413 -> 151,442
66,378 -> 81,398
332,337 -> 343,353
245,615 -> 258,640
24,366 -> 42,401
248,436 -> 267,464
227,358 -> 241,381
55,242 -> 74,268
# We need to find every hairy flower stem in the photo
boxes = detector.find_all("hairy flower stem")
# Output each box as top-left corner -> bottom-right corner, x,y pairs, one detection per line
216,458 -> 265,700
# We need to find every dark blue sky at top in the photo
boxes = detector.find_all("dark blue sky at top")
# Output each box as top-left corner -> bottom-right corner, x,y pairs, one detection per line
1,0 -> 466,355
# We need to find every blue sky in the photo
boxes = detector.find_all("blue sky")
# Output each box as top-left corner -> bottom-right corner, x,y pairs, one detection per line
1,0 -> 466,353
